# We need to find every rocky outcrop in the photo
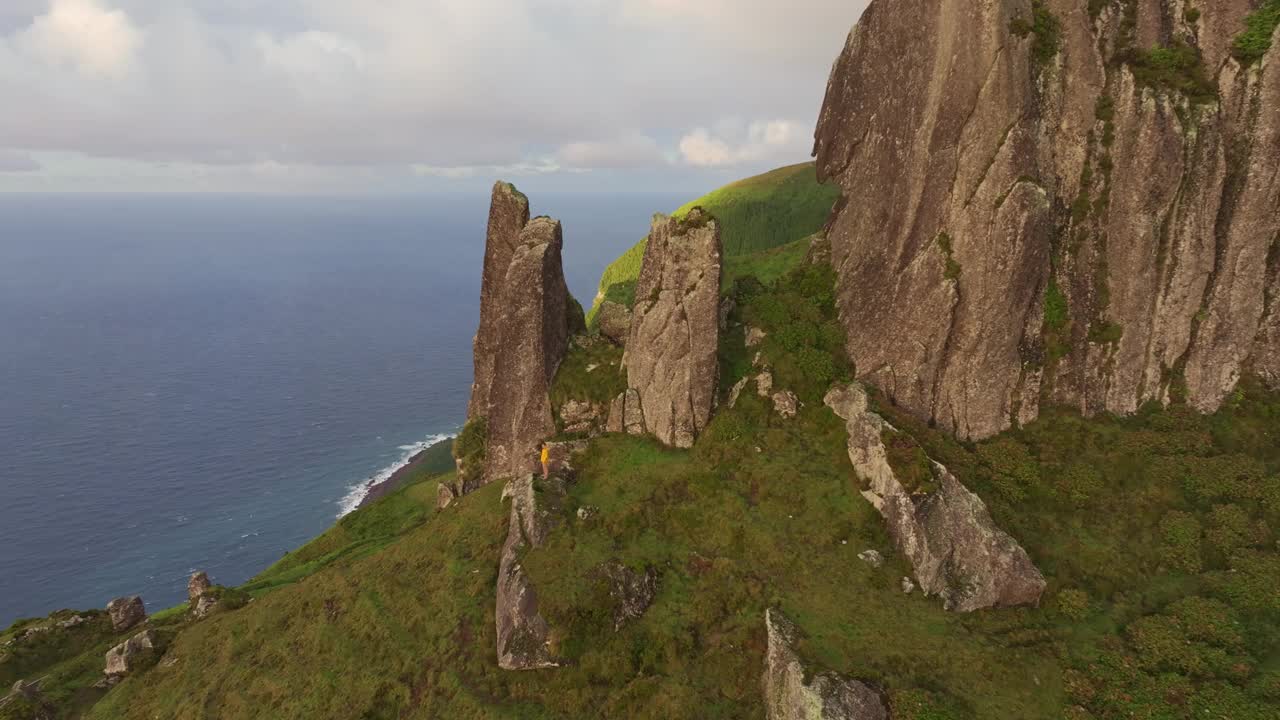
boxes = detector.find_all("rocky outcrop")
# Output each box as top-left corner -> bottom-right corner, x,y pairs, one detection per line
606,388 -> 646,435
621,210 -> 723,448
187,572 -> 211,602
465,183 -> 580,488
104,630 -> 156,677
814,1 -> 1280,440
496,474 -> 568,671
559,399 -> 604,436
598,561 -> 658,631
824,383 -> 1046,612
106,596 -> 145,632
763,609 -> 888,720
596,300 -> 632,346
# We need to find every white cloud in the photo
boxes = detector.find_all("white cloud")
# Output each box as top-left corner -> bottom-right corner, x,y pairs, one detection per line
18,0 -> 141,79
0,0 -> 868,191
556,134 -> 666,169
679,119 -> 808,168
0,149 -> 40,172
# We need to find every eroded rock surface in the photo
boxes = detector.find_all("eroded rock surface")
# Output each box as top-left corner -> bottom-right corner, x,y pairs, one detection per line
622,210 -> 723,448
559,399 -> 603,436
596,300 -> 632,346
496,474 -> 568,671
106,596 -> 145,632
824,383 -> 1045,612
187,572 -> 211,603
465,184 -> 579,489
763,609 -> 888,720
606,388 -> 646,435
598,561 -> 658,631
104,630 -> 156,677
813,1 -> 1280,440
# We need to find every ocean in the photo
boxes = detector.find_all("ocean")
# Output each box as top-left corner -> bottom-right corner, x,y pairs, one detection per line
0,190 -> 684,626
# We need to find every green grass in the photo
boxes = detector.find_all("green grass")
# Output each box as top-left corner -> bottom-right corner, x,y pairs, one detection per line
587,162 -> 839,323
549,338 -> 626,416
1233,0 -> 1280,65
1009,0 -> 1062,70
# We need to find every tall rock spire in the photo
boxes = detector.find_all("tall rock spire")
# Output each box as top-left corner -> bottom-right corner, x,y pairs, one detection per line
463,183 -> 580,491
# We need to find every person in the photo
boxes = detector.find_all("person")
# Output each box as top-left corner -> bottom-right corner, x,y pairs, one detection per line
540,442 -> 550,479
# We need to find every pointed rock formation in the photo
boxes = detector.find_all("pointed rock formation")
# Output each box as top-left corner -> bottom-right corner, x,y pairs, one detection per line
464,183 -> 580,490
814,1 -> 1280,440
763,609 -> 888,720
496,474 -> 567,671
620,210 -> 722,448
824,383 -> 1045,612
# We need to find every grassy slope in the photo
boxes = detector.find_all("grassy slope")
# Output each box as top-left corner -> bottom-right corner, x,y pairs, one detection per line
586,161 -> 838,322
67,258 -> 1280,719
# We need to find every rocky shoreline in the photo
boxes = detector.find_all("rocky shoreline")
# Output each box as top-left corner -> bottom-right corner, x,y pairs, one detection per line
354,437 -> 455,511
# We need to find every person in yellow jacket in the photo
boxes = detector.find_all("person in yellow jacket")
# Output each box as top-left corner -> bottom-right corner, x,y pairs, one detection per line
540,442 -> 550,479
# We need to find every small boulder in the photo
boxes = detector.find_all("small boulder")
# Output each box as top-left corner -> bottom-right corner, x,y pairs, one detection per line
772,391 -> 799,419
857,550 -> 883,568
187,572 -> 211,603
560,399 -> 602,435
902,577 -> 916,595
745,326 -> 767,348
437,481 -> 459,510
192,595 -> 219,619
596,300 -> 632,346
106,596 -> 146,632
576,506 -> 598,521
56,615 -> 85,629
104,630 -> 156,677
727,376 -> 750,409
599,561 -> 658,631
756,371 -> 774,398
763,609 -> 888,720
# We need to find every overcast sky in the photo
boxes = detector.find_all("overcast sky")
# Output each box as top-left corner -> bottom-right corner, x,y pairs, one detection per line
0,0 -> 869,193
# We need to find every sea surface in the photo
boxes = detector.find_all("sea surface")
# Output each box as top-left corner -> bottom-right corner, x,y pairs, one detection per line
0,191 -> 684,626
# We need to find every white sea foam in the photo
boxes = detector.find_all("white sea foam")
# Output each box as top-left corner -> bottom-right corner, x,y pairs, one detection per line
336,432 -> 455,518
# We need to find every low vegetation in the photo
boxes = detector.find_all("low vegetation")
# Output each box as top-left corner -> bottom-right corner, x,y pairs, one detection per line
1127,41 -> 1217,105
587,162 -> 838,323
1232,0 -> 1280,65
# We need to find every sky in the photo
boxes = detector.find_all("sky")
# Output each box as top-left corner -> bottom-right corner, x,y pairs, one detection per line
0,0 -> 869,193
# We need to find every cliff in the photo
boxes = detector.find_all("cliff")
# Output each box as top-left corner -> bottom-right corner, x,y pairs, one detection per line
814,0 -> 1280,440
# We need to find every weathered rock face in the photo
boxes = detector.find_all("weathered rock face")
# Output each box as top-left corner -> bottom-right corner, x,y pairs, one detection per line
825,384 -> 1046,612
465,184 -> 578,488
605,388 -> 646,435
559,399 -> 604,436
621,211 -> 723,448
814,1 -> 1280,440
496,474 -> 567,671
598,561 -> 658,631
106,596 -> 145,632
595,300 -> 632,346
468,182 -> 531,420
763,609 -> 888,720
187,572 -> 211,603
104,630 -> 156,677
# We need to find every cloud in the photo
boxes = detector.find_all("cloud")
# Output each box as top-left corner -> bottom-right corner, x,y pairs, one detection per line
0,0 -> 870,191
0,150 -> 40,172
18,0 -> 141,78
678,120 -> 808,168
556,134 -> 666,169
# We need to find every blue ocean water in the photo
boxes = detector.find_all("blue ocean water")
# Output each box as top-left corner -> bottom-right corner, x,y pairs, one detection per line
0,191 -> 684,626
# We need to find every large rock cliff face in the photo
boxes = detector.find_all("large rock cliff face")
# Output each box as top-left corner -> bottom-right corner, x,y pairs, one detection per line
619,210 -> 723,448
814,0 -> 1280,440
466,183 -> 580,489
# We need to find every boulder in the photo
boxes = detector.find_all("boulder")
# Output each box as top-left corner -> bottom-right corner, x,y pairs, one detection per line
495,474 -> 568,670
559,399 -> 602,435
763,609 -> 888,720
598,561 -> 658,631
466,196 -> 577,488
857,550 -> 883,568
187,572 -> 211,602
745,326 -> 767,348
192,595 -> 219,619
106,596 -> 146,632
813,1 -> 1280,439
824,383 -> 1045,612
596,300 -> 632,346
437,481 -> 459,510
104,630 -> 156,677
772,391 -> 799,419
756,371 -> 774,398
621,210 -> 722,448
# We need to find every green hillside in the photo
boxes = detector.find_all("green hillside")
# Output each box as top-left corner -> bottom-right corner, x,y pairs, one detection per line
588,161 -> 839,321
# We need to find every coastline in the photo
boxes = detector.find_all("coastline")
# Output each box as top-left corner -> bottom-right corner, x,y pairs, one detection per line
342,435 -> 457,515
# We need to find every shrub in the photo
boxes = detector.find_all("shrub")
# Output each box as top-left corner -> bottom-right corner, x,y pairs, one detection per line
1159,510 -> 1203,573
1232,0 -> 1280,65
1056,588 -> 1092,621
